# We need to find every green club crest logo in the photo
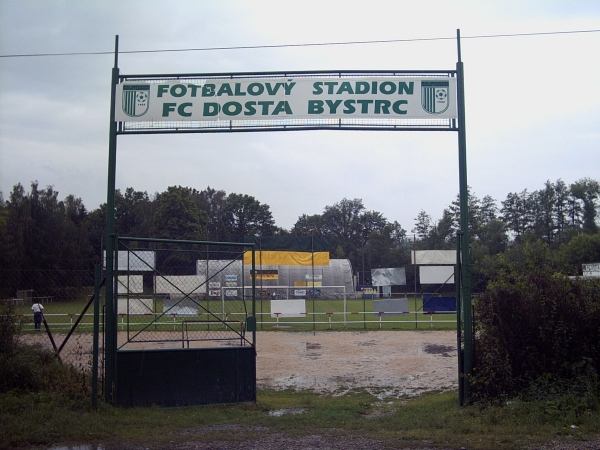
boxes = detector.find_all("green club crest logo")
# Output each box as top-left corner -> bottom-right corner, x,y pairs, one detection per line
122,84 -> 150,117
421,81 -> 449,114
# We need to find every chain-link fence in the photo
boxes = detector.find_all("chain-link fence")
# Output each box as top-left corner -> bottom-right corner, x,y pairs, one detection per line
114,238 -> 255,351
0,268 -> 101,380
103,238 -> 256,406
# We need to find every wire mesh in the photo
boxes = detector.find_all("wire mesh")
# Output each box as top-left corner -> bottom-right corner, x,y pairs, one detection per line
0,268 -> 103,387
114,238 -> 254,350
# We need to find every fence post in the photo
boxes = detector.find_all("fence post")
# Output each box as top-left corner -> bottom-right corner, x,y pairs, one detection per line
92,264 -> 101,409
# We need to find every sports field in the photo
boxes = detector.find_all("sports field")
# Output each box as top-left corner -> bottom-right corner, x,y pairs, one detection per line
14,297 -> 457,334
16,295 -> 459,393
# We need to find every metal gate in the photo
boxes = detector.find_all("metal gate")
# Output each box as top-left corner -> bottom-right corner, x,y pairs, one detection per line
105,237 -> 256,407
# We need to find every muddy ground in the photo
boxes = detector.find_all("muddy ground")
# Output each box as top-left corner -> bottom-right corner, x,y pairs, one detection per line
255,330 -> 458,397
23,329 -> 458,398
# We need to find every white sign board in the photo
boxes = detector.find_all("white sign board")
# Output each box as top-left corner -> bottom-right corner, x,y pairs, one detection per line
116,77 -> 457,122
163,296 -> 198,316
118,298 -> 153,315
420,266 -> 455,284
117,275 -> 143,294
371,267 -> 406,286
270,299 -> 306,318
583,263 -> 600,277
154,275 -> 206,294
374,298 -> 409,316
104,250 -> 155,271
412,250 -> 456,265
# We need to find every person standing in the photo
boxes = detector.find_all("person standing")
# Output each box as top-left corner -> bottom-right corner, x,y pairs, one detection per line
31,301 -> 44,331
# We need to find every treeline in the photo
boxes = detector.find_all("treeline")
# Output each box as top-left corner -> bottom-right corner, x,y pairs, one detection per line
0,178 -> 599,296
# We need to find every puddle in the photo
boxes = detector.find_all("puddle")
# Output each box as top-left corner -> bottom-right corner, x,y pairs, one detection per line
50,447 -> 105,450
305,342 -> 322,358
268,406 -> 307,417
423,343 -> 456,357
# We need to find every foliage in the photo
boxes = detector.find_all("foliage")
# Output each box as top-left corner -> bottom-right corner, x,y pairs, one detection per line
559,229 -> 600,272
0,177 -> 598,299
292,198 -> 406,279
0,303 -> 21,358
218,192 -> 278,241
470,240 -> 600,407
0,303 -> 87,397
500,178 -> 600,244
153,186 -> 208,241
0,182 -> 95,297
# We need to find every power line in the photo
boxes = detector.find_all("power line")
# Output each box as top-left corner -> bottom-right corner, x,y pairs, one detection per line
1,29 -> 599,58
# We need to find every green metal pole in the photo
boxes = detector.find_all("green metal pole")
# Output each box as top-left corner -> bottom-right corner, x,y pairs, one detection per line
92,264 -> 101,409
456,29 -> 473,404
252,247 -> 256,346
104,35 -> 119,402
414,234 -> 417,330
455,233 -> 464,406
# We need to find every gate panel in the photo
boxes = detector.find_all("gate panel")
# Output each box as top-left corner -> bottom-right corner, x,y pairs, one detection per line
109,237 -> 256,407
116,347 -> 256,407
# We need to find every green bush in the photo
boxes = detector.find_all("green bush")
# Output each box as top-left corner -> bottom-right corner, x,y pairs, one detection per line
0,303 -> 21,357
0,303 -> 88,398
471,241 -> 600,407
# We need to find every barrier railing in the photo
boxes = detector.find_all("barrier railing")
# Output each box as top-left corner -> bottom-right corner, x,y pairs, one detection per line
14,307 -> 456,332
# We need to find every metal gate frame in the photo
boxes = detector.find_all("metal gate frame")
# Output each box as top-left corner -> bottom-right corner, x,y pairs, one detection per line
101,237 -> 256,406
104,30 -> 472,405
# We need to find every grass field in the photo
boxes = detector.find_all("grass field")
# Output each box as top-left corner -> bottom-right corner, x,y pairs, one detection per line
2,389 -> 599,449
14,296 -> 457,334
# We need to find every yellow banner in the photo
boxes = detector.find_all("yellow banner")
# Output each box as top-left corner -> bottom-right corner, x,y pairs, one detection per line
294,281 -> 323,287
244,251 -> 329,266
253,274 -> 279,280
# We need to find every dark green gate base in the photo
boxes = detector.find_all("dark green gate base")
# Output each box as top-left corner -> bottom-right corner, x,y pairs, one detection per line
115,347 -> 256,407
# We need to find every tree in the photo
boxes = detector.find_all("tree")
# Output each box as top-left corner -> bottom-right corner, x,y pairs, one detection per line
553,179 -> 570,242
476,219 -> 508,256
478,195 -> 499,227
530,181 -> 557,244
559,231 -> 600,275
291,199 -> 409,276
412,210 -> 433,242
320,198 -> 366,260
570,178 -> 600,234
198,186 -> 228,241
449,186 -> 482,238
358,210 -> 388,242
0,182 -> 95,297
113,187 -> 153,237
57,194 -> 94,271
291,213 -> 324,236
430,208 -> 455,248
501,190 -> 532,240
220,193 -> 277,241
364,221 -> 408,269
0,184 -> 28,279
153,186 -> 208,241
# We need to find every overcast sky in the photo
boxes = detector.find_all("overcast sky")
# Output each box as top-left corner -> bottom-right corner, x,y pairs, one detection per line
1,1 -> 598,231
